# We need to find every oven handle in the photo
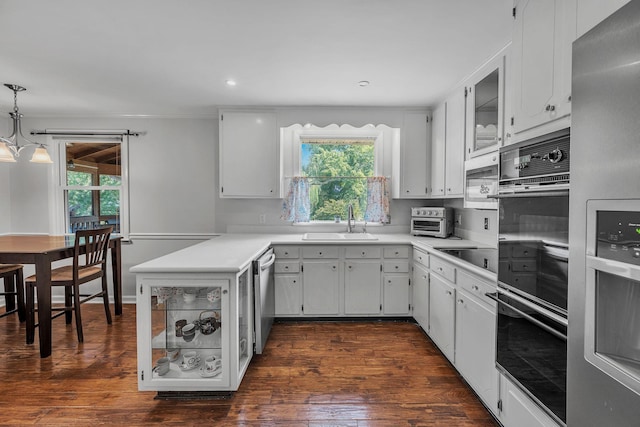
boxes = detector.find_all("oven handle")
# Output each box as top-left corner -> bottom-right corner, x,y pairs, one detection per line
485,292 -> 568,342
488,188 -> 569,198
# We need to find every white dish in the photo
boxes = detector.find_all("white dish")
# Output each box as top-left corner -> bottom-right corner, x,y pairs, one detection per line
199,365 -> 222,378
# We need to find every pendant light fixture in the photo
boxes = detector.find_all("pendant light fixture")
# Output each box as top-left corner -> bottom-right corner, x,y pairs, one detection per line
0,84 -> 52,163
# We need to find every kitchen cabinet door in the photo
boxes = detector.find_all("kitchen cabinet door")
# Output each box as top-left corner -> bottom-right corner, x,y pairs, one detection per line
344,260 -> 382,315
412,263 -> 429,331
499,373 -> 561,427
430,102 -> 446,197
219,110 -> 279,198
383,275 -> 411,315
455,288 -> 498,411
275,274 -> 301,316
392,112 -> 431,198
444,89 -> 465,196
429,273 -> 455,362
302,261 -> 340,315
511,0 -> 575,138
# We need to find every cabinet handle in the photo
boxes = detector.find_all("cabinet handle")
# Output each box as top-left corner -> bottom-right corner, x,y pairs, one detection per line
318,252 -> 323,256
446,290 -> 452,295
348,265 -> 352,270
472,285 -> 479,291
223,290 -> 228,295
457,298 -> 464,304
284,265 -> 289,270
545,104 -> 556,112
284,251 -> 289,256
332,265 -> 336,270
361,251 -> 366,257
292,280 -> 296,284
395,265 -> 399,270
422,275 -> 427,280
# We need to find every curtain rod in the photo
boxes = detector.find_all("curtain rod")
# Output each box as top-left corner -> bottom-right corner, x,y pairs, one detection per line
30,129 -> 142,137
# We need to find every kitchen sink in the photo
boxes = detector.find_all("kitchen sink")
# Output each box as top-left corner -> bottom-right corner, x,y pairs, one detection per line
302,232 -> 378,241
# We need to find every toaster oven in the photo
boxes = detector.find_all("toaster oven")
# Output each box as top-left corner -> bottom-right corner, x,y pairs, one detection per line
410,207 -> 453,238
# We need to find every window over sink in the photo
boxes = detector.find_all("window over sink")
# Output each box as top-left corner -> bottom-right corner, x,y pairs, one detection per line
280,124 -> 395,224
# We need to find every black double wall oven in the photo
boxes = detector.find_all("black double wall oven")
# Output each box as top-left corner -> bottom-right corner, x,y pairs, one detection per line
491,129 -> 570,426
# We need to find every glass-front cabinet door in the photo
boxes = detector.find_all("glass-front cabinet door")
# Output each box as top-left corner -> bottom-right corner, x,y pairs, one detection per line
466,54 -> 505,158
236,269 -> 253,383
137,275 -> 231,391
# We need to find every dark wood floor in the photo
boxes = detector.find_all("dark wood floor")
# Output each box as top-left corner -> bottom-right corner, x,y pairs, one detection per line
0,304 -> 498,426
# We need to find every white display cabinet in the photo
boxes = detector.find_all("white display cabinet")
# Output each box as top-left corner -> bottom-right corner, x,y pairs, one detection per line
136,268 -> 253,393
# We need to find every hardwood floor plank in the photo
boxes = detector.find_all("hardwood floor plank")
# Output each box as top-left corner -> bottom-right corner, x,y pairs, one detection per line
0,305 -> 498,426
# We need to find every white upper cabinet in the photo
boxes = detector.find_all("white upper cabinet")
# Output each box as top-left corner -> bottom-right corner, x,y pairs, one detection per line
465,53 -> 506,157
430,103 -> 446,198
219,109 -> 279,198
430,89 -> 465,198
444,89 -> 465,197
510,0 -> 576,140
576,0 -> 631,38
392,111 -> 431,199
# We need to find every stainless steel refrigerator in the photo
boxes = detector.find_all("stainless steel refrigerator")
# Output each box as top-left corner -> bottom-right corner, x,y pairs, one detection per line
569,1 -> 640,425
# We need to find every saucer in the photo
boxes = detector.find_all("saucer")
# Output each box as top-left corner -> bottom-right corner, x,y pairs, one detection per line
198,365 -> 222,378
179,358 -> 201,371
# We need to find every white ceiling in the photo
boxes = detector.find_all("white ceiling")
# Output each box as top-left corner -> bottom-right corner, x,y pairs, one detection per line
0,0 -> 512,117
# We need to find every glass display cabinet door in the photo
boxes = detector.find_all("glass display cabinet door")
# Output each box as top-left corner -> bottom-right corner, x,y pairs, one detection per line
236,269 -> 253,381
466,56 -> 504,158
138,278 -> 230,391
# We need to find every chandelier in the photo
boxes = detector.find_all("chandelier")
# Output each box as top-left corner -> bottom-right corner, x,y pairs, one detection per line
0,84 -> 52,163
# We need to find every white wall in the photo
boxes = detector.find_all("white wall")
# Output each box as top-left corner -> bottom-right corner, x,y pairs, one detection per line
0,118 -> 12,234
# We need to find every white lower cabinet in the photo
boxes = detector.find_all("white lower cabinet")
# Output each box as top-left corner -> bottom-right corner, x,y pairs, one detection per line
499,374 -> 561,427
428,273 -> 456,362
383,275 -> 410,315
302,260 -> 340,315
274,274 -> 301,315
345,260 -> 382,315
412,262 -> 429,331
455,270 -> 499,412
274,244 -> 411,318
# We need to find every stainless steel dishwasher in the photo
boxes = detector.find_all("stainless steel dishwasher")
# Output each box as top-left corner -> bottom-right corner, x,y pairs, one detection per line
253,248 -> 275,354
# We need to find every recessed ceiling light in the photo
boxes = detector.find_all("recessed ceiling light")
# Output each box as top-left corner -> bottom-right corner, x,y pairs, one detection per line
358,80 -> 370,87
226,79 -> 237,87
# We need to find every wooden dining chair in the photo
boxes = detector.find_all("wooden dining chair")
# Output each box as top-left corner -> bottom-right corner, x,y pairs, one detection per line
0,264 -> 25,321
25,226 -> 113,343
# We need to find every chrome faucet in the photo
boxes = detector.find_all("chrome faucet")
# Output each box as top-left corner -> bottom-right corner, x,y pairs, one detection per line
347,204 -> 355,233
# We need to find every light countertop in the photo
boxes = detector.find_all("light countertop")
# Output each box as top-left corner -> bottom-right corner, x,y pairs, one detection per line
129,233 -> 494,274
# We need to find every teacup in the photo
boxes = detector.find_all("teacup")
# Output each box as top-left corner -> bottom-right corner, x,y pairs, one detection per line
181,323 -> 196,342
182,351 -> 200,368
207,288 -> 221,303
154,357 -> 170,376
166,348 -> 180,362
204,355 -> 222,372
175,319 -> 187,337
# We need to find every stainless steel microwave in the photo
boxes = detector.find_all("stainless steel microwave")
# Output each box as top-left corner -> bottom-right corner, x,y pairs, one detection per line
464,152 -> 498,209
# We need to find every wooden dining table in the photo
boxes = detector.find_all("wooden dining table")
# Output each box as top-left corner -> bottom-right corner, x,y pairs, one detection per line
0,234 -> 122,358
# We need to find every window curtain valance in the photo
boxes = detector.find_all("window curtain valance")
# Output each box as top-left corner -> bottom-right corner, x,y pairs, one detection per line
281,176 -> 390,224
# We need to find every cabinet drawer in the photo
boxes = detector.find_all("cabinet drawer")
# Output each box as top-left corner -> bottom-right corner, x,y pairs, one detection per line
512,273 -> 537,294
274,246 -> 299,259
274,261 -> 300,274
345,246 -> 382,259
302,246 -> 340,259
458,269 -> 496,304
431,257 -> 456,283
511,260 -> 536,272
413,249 -> 429,268
511,245 -> 537,258
383,261 -> 409,273
383,246 -> 410,259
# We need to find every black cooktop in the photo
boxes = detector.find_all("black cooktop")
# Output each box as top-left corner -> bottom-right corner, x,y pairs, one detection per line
437,248 -> 498,274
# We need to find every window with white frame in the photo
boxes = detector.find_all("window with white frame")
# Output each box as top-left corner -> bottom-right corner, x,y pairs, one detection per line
53,136 -> 129,237
281,124 -> 394,224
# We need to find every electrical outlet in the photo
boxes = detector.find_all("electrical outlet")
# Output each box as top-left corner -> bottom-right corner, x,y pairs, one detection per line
259,214 -> 266,224
457,214 -> 462,226
484,217 -> 489,230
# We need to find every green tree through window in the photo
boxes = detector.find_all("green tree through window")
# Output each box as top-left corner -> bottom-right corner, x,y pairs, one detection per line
301,142 -> 374,221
